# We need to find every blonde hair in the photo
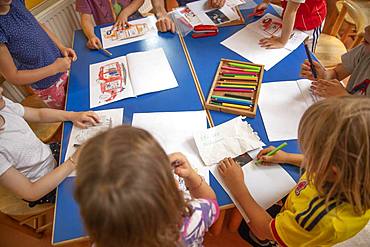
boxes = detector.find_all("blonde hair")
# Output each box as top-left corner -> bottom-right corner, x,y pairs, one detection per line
298,96 -> 370,214
74,126 -> 186,247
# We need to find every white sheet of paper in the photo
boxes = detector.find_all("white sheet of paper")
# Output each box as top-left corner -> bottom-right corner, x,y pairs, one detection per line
100,16 -> 158,49
187,0 -> 239,26
221,27 -> 290,70
131,111 -> 210,184
221,13 -> 308,70
65,108 -> 124,177
89,56 -> 134,108
247,14 -> 308,51
259,80 -> 314,142
194,116 -> 264,165
210,149 -> 297,222
126,48 -> 178,96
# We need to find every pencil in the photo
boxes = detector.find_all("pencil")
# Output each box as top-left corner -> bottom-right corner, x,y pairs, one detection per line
221,70 -> 258,76
221,66 -> 259,74
214,88 -> 254,93
217,84 -> 256,89
211,95 -> 253,105
100,48 -> 113,57
218,80 -> 258,85
228,62 -> 261,71
256,142 -> 288,164
224,93 -> 253,100
220,76 -> 258,81
210,101 -> 251,110
303,43 -> 317,79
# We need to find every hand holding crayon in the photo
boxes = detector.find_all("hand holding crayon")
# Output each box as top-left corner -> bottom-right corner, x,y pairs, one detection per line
256,142 -> 288,165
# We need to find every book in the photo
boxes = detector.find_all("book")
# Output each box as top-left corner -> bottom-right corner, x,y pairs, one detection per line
89,48 -> 178,108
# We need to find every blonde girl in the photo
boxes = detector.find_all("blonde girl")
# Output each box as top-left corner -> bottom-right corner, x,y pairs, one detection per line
74,126 -> 219,247
218,96 -> 370,246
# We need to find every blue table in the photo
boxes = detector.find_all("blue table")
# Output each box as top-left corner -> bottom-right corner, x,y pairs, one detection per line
183,5 -> 305,207
52,29 -> 205,245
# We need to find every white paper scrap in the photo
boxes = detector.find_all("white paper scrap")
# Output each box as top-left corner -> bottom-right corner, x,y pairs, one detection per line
194,116 -> 264,165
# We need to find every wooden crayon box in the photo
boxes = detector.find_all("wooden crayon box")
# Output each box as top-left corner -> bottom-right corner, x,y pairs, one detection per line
205,59 -> 264,117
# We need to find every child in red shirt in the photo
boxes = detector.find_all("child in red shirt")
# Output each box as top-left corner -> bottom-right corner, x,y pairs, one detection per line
256,0 -> 326,51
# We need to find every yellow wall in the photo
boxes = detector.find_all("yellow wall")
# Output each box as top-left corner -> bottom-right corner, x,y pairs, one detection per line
25,0 -> 45,9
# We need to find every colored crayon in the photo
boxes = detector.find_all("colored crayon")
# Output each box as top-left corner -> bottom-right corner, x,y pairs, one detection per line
211,95 -> 253,105
220,76 -> 258,81
218,82 -> 258,86
256,142 -> 288,164
210,100 -> 251,110
228,62 -> 261,71
218,80 -> 258,85
224,93 -> 253,100
221,70 -> 258,76
223,74 -> 256,78
99,48 -> 112,56
221,66 -> 260,73
214,87 -> 254,93
217,84 -> 256,89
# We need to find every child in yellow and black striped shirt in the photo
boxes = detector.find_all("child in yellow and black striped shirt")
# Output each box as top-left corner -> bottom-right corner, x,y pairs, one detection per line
218,96 -> 370,246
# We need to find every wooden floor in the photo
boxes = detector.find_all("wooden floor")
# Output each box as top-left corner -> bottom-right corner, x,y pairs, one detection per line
0,210 -> 250,247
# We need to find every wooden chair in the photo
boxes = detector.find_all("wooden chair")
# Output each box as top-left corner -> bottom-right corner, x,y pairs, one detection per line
21,91 -> 62,144
315,0 -> 366,68
0,186 -> 54,238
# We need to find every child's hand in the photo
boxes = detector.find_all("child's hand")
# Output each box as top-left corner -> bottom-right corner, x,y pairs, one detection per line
300,59 -> 326,80
60,47 -> 77,62
52,57 -> 72,74
311,79 -> 349,98
70,111 -> 100,128
218,158 -> 245,195
259,36 -> 286,49
114,12 -> 129,31
168,152 -> 196,179
256,146 -> 290,165
254,2 -> 268,16
86,36 -> 102,50
156,15 -> 176,33
208,0 -> 226,8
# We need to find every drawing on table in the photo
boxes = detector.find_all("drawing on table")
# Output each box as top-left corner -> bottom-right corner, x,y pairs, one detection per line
97,62 -> 126,103
103,23 -> 149,41
261,16 -> 282,36
75,115 -> 112,145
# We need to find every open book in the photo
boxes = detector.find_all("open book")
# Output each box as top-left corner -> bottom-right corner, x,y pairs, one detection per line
89,48 -> 178,108
186,0 -> 242,26
259,79 -> 321,142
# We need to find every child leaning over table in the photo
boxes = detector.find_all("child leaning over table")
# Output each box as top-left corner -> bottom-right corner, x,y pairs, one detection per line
218,96 -> 370,247
255,0 -> 326,52
76,0 -> 145,50
301,25 -> 370,98
0,87 -> 99,206
74,126 -> 219,247
0,0 -> 77,109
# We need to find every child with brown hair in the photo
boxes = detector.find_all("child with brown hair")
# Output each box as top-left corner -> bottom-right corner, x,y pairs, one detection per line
74,126 -> 219,247
218,96 -> 370,246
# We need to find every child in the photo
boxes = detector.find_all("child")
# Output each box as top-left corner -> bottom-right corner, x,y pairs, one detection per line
301,25 -> 370,98
256,0 -> 326,51
0,86 -> 99,205
218,96 -> 370,246
74,126 -> 219,247
0,0 -> 77,109
76,0 -> 145,49
152,0 -> 225,33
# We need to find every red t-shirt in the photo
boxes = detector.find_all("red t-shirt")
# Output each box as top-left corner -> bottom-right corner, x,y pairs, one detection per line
281,0 -> 327,31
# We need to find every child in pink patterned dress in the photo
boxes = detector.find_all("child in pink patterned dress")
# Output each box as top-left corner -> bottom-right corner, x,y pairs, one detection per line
74,126 -> 219,247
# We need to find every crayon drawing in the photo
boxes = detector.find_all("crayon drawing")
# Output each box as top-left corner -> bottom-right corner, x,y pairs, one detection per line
260,16 -> 282,36
100,16 -> 158,49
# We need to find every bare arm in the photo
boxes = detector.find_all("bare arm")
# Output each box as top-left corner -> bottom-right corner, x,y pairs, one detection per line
0,158 -> 76,201
185,171 -> 216,200
119,0 -> 144,20
301,61 -> 351,81
0,44 -> 62,86
23,107 -> 100,128
256,147 -> 304,167
80,13 -> 97,41
280,1 -> 300,45
151,0 -> 167,18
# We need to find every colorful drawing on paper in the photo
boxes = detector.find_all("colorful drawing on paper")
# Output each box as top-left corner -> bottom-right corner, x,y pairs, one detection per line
103,23 -> 149,41
96,62 -> 126,104
179,7 -> 202,27
260,16 -> 282,36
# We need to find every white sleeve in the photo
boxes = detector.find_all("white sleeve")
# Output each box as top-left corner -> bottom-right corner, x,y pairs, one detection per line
0,149 -> 13,177
4,97 -> 25,117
